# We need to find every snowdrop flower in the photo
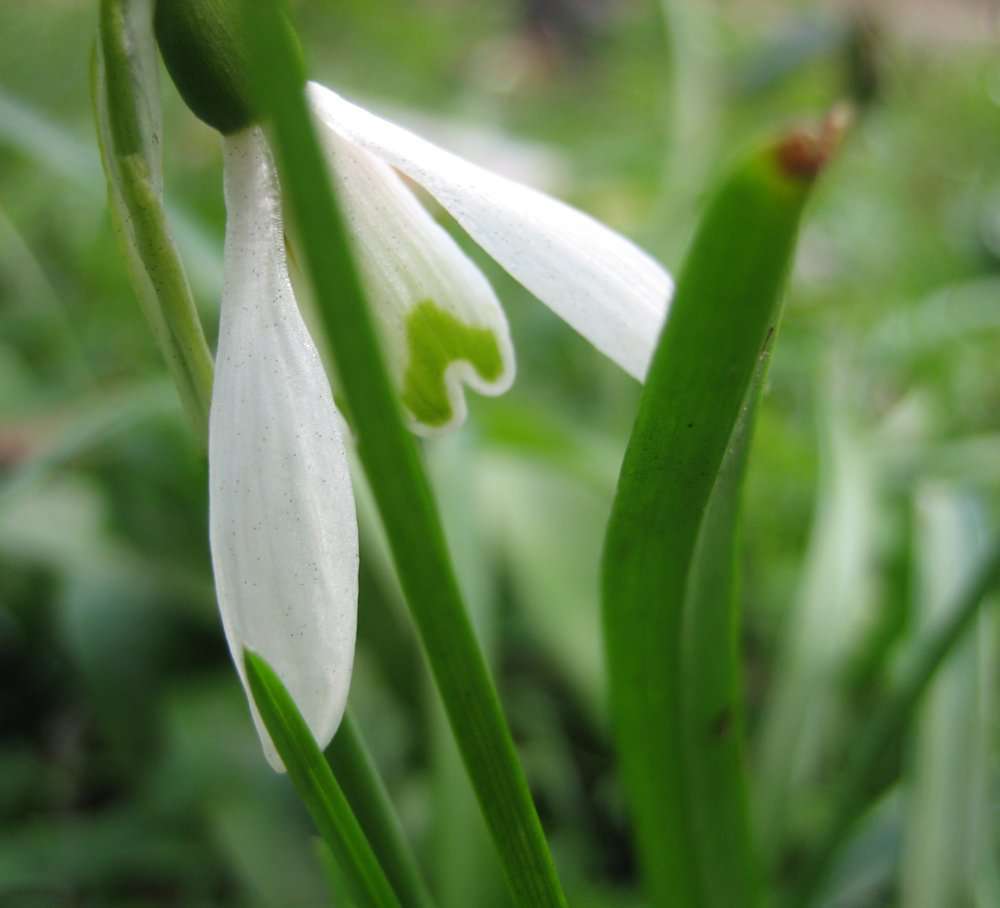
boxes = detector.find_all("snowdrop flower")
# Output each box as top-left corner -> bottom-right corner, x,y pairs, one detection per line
210,128 -> 359,770
305,83 -> 672,430
153,1 -> 672,769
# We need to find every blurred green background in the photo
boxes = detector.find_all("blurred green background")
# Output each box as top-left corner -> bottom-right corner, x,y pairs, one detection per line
1,1 -> 998,905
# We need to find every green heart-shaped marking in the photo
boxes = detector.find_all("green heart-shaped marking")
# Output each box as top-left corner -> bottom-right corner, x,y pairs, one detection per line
401,300 -> 503,427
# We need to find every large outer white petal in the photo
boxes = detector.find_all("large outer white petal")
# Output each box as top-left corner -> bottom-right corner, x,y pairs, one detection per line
308,82 -> 672,381
210,127 -> 358,770
307,120 -> 514,436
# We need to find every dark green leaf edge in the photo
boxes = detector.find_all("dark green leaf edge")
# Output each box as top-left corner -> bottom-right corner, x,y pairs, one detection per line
245,649 -> 402,908
328,715 -> 436,908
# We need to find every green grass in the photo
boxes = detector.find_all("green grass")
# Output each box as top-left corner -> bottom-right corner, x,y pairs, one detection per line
1,1 -> 998,906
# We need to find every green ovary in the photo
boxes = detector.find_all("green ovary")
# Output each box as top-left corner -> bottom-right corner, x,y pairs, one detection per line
401,300 -> 504,427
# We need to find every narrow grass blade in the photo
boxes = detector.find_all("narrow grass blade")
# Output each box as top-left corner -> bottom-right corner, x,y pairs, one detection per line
245,650 -> 402,908
602,119 -> 842,907
328,714 -> 436,908
755,365 -> 876,862
240,4 -> 567,905
790,537 -> 1000,907
900,487 -> 989,908
95,0 -> 214,437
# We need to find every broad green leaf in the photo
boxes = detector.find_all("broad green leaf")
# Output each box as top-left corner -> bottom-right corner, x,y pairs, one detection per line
603,123 -> 838,907
239,4 -> 567,906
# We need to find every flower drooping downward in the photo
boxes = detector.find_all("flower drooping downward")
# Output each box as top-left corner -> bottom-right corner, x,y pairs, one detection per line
211,129 -> 358,770
150,0 -> 672,768
304,82 -> 672,433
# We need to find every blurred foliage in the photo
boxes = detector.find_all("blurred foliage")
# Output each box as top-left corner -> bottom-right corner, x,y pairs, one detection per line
1,1 -> 998,906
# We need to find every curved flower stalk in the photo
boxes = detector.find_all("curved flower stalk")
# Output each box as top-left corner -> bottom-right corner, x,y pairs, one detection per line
151,0 -> 673,770
94,0 -> 214,437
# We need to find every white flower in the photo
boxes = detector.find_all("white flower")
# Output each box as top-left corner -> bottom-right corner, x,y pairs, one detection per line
211,86 -> 673,769
211,129 -> 358,771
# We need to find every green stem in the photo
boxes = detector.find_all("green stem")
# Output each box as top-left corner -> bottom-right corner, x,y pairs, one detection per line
96,0 -> 214,437
240,4 -> 567,905
788,539 -> 1000,907
328,715 -> 436,908
245,652 -> 402,908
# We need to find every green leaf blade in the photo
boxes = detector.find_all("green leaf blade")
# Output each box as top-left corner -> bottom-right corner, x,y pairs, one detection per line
244,650 -> 402,908
602,134 -> 829,908
900,489 -> 989,908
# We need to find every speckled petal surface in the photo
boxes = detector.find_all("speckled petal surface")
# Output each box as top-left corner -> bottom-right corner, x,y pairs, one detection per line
210,127 -> 358,770
307,115 -> 514,436
308,81 -> 672,381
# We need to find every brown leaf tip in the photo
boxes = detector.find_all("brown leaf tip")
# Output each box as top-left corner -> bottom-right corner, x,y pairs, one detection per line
776,103 -> 853,182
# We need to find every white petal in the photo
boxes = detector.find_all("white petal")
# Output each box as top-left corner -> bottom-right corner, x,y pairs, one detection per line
306,116 -> 514,436
308,82 -> 672,381
210,127 -> 358,771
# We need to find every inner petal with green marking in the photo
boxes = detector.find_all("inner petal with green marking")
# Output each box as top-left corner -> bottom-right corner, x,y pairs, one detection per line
401,299 -> 504,427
